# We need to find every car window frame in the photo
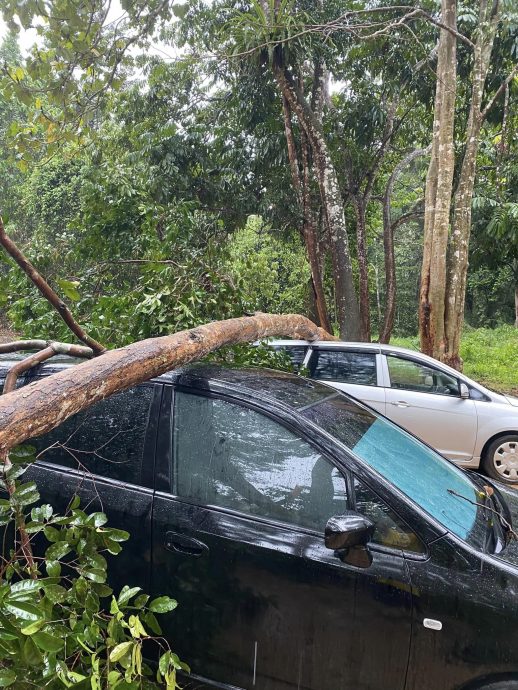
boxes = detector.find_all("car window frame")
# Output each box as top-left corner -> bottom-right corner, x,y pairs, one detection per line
155,383 -> 428,559
28,371 -> 162,491
158,383 -> 352,537
306,347 -> 382,387
384,353 -> 462,398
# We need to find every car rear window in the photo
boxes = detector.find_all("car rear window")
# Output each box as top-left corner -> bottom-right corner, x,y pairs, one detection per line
30,384 -> 154,485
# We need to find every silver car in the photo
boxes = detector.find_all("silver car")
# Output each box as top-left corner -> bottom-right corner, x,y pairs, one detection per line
267,340 -> 518,484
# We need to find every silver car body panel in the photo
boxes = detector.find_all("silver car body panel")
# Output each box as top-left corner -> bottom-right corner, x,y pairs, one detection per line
267,340 -> 518,470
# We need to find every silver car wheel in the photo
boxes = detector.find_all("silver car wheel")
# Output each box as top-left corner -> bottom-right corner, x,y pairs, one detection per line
493,440 -> 518,481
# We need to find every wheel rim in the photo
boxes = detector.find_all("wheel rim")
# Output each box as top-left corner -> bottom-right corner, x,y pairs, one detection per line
493,440 -> 518,481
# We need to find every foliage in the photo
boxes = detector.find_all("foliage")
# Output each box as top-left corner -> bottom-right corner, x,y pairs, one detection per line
226,216 -> 310,315
0,445 -> 186,689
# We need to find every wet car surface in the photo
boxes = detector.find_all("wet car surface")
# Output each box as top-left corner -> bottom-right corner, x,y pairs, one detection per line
2,358 -> 518,690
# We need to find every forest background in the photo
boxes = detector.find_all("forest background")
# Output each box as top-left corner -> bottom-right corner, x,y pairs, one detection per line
0,0 -> 517,393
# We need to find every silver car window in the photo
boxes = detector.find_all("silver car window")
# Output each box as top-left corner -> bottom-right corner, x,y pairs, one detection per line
387,356 -> 460,396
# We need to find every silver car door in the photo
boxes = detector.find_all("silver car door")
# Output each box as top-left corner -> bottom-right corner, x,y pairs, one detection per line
308,348 -> 386,415
382,354 -> 477,464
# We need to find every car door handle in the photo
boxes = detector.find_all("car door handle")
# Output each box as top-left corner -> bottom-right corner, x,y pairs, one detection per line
165,531 -> 208,557
390,401 -> 410,408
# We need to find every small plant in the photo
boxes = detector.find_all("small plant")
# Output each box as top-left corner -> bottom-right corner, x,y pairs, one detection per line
0,445 -> 188,689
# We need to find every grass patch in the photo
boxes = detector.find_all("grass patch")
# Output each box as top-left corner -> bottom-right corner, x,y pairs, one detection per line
392,326 -> 518,395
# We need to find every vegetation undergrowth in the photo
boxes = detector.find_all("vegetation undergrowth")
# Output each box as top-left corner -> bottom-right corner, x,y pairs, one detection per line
392,325 -> 518,394
0,444 -> 187,690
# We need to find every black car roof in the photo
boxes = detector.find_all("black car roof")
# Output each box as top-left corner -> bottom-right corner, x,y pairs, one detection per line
0,355 -> 335,411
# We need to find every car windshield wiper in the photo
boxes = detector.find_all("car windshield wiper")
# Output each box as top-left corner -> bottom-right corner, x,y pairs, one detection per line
466,472 -> 511,552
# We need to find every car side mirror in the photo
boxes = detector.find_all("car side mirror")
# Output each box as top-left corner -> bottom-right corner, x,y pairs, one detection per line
325,512 -> 375,569
459,383 -> 470,399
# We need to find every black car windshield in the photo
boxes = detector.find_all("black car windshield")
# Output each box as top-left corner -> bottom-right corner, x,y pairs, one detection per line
303,395 -> 487,548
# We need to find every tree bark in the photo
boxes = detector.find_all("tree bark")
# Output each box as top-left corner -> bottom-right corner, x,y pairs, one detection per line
443,0 -> 501,369
0,313 -> 336,453
273,63 -> 361,340
280,96 -> 331,332
300,130 -> 332,333
419,0 -> 457,360
353,200 -> 371,341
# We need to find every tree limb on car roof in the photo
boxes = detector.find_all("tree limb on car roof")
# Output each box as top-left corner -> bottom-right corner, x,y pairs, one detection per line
0,313 -> 337,453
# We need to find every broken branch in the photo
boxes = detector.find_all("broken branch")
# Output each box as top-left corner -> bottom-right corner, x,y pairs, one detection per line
0,217 -> 106,355
0,313 -> 337,453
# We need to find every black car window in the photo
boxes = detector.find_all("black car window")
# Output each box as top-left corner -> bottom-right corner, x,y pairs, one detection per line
31,385 -> 154,485
173,390 -> 347,531
387,356 -> 459,396
272,345 -> 308,369
354,476 -> 424,554
310,350 -> 377,386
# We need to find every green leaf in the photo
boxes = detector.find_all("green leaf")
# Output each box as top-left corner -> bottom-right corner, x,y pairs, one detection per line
44,584 -> 68,604
57,278 -> 81,301
109,641 -> 133,663
21,620 -> 44,636
23,635 -> 42,666
33,630 -> 64,652
149,596 -> 178,614
4,600 -> 44,621
9,579 -> 42,596
0,670 -> 16,687
88,512 -> 108,527
9,445 -> 37,464
102,528 -> 129,543
31,503 -> 54,522
141,612 -> 161,636
81,568 -> 106,584
133,594 -> 149,609
117,586 -> 141,608
46,560 -> 61,578
45,541 -> 71,561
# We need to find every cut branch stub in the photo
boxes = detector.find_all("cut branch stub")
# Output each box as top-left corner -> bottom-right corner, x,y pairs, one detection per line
0,217 -> 106,355
0,313 -> 337,453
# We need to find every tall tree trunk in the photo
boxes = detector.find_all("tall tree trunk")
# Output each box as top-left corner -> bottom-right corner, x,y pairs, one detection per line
443,0 -> 501,368
419,0 -> 457,360
353,200 -> 371,341
281,97 -> 331,332
300,131 -> 332,333
273,63 -> 361,340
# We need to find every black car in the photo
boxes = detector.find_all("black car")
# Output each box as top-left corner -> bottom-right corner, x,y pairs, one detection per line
2,355 -> 518,690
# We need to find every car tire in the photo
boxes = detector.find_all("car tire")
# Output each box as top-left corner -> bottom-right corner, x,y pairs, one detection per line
482,434 -> 518,484
478,683 -> 518,690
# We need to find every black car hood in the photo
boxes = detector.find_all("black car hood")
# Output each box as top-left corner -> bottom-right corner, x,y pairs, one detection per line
488,481 -> 518,567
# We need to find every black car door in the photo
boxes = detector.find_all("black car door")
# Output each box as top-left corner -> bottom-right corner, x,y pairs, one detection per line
151,385 -> 413,690
25,379 -> 161,591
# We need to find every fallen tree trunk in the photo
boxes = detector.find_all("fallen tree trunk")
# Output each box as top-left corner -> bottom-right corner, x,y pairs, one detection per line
0,313 -> 336,453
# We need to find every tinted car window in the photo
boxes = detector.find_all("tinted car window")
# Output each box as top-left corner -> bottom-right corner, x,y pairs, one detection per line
31,385 -> 154,485
311,350 -> 377,386
173,391 -> 347,531
354,477 -> 424,553
387,356 -> 459,396
273,345 -> 308,370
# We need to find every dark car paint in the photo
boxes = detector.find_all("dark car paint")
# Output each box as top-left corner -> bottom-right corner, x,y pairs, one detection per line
2,360 -> 518,690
